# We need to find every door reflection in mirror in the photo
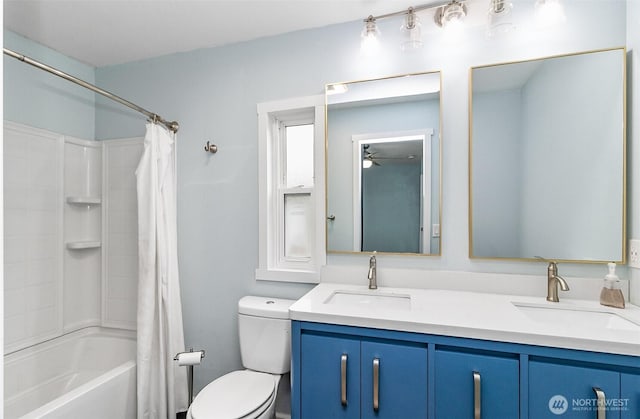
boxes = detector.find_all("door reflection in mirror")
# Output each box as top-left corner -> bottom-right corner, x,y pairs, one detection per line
355,133 -> 432,254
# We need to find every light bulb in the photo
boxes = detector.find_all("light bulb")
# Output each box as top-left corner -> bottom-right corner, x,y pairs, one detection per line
362,159 -> 373,169
487,0 -> 515,37
361,16 -> 381,55
400,8 -> 423,51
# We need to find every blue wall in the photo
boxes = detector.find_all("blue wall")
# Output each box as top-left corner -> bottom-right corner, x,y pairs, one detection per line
3,30 -> 95,139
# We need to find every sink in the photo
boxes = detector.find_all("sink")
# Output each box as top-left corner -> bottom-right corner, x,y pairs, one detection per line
513,303 -> 640,331
324,290 -> 411,310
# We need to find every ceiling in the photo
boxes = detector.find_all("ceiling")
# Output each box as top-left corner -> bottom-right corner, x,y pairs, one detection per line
4,0 -> 426,67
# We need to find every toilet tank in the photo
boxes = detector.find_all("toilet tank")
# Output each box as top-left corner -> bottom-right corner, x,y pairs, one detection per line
238,296 -> 295,374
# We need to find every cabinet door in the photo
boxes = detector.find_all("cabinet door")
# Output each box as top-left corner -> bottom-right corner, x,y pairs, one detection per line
621,373 -> 640,419
529,360 -> 621,419
300,333 -> 360,419
361,340 -> 428,419
434,349 -> 519,419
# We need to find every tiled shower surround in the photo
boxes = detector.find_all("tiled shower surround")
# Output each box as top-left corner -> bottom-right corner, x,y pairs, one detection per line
3,122 -> 142,353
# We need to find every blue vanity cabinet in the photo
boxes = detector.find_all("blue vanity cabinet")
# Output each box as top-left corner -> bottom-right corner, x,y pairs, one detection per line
294,324 -> 427,419
292,321 -> 640,419
360,340 -> 428,419
621,373 -> 640,419
434,349 -> 519,418
299,332 -> 361,419
528,360 -> 621,419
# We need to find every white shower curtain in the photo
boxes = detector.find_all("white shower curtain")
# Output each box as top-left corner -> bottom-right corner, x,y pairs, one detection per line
136,122 -> 188,419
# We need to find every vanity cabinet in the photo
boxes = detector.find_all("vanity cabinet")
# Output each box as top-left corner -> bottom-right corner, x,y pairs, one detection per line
292,321 -> 640,419
299,331 -> 427,419
434,349 -> 519,418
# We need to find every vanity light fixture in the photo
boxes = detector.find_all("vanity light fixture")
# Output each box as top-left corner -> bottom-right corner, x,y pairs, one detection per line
400,7 -> 424,51
360,1 -> 467,54
487,0 -> 515,37
359,0 -> 567,52
534,0 -> 566,26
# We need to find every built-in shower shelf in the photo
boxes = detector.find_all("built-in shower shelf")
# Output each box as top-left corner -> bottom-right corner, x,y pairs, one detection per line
66,241 -> 102,250
66,196 -> 102,205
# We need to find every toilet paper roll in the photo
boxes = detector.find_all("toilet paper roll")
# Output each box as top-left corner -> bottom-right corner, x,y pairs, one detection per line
177,351 -> 202,366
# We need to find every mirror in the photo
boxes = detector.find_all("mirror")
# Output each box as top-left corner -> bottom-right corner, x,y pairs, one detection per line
469,48 -> 626,262
326,72 -> 441,255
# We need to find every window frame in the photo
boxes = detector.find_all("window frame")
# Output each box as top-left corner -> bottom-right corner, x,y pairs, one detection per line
256,95 -> 325,283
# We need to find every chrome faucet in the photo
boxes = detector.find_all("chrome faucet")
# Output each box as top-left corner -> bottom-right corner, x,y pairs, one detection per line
546,261 -> 570,302
368,252 -> 377,290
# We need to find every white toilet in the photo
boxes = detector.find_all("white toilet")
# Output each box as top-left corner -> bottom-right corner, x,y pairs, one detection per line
187,296 -> 295,419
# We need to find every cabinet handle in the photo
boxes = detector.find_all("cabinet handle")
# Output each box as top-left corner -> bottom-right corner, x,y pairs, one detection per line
592,387 -> 606,419
473,371 -> 481,419
373,358 -> 380,411
340,354 -> 348,406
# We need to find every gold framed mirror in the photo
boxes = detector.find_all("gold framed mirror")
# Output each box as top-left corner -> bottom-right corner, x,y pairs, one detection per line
469,48 -> 626,263
326,71 -> 442,256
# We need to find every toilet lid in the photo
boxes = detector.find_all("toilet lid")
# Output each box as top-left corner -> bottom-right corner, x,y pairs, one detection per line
191,370 -> 276,419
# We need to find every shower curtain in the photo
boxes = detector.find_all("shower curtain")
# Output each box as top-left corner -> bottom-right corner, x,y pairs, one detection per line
136,122 -> 188,419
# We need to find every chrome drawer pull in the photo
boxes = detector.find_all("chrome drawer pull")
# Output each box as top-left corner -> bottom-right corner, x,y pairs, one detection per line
593,387 -> 606,419
473,371 -> 481,419
373,358 -> 380,411
340,354 -> 347,406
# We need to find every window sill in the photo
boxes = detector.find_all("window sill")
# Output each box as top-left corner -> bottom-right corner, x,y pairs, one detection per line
255,268 -> 320,284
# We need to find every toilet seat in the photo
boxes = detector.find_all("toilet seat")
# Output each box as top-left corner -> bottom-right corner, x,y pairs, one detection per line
190,370 -> 277,419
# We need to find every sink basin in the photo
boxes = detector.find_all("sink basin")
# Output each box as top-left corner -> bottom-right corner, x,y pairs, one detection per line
324,290 -> 411,310
513,303 -> 640,331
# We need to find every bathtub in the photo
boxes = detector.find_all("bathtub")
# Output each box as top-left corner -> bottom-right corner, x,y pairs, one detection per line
4,327 -> 136,419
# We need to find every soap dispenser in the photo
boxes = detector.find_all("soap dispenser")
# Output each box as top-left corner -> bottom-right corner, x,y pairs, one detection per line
600,262 -> 625,309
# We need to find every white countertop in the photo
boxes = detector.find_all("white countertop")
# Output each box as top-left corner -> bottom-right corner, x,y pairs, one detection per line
289,283 -> 640,357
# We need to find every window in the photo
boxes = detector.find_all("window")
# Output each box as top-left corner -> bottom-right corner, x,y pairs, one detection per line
256,95 -> 325,283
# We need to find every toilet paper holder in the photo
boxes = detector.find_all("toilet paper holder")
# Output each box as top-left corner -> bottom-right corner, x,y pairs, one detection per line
174,348 -> 206,406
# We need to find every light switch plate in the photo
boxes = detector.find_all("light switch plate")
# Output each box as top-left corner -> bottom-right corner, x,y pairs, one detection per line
432,224 -> 440,238
629,239 -> 640,269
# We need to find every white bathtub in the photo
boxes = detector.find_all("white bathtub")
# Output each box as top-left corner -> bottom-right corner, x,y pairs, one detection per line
4,327 -> 136,419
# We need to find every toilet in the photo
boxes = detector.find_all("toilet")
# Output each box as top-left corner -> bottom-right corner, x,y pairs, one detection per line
187,296 -> 295,419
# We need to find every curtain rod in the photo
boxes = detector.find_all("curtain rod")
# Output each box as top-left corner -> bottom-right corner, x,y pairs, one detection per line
3,47 -> 179,133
